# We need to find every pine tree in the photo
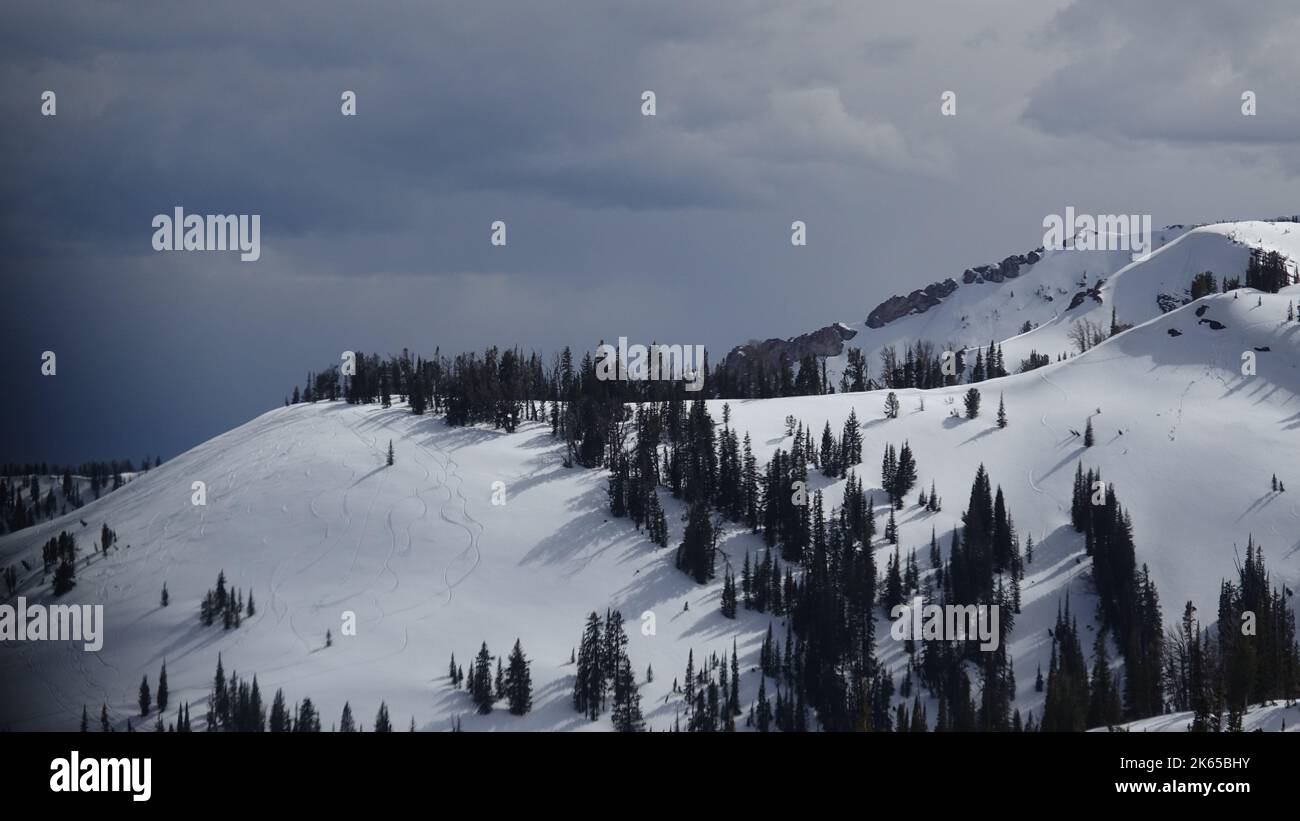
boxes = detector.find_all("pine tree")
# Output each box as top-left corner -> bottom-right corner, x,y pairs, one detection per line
573,612 -> 605,720
1087,628 -> 1123,728
610,654 -> 644,732
156,662 -> 169,713
339,701 -> 356,732
386,439 -> 394,466
1084,418 -> 1094,447
755,676 -> 772,732
996,393 -> 1007,428
883,391 -> 900,419
269,689 -> 288,732
720,568 -> 737,618
964,387 -> 981,419
472,642 -> 494,714
160,582 -> 169,607
374,701 -> 392,732
675,500 -> 717,583
504,639 -> 533,715
80,705 -> 89,732
138,675 -> 151,716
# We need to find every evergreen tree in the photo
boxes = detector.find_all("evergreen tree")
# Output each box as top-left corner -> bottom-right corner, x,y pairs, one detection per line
156,662 -> 168,714
610,655 -> 645,732
675,501 -> 717,583
138,675 -> 151,716
472,642 -> 494,714
720,568 -> 737,618
269,689 -> 288,732
374,701 -> 392,732
1087,628 -> 1123,728
573,612 -> 605,720
883,391 -> 900,419
504,639 -> 533,715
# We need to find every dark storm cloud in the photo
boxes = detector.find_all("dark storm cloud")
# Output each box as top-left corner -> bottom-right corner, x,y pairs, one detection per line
4,1 -> 1300,464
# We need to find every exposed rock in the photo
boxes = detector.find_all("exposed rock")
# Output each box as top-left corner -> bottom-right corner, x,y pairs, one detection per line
1167,329 -> 1183,337
866,248 -> 1042,330
717,322 -> 859,380
866,278 -> 958,329
1156,293 -> 1186,314
963,253 -> 1038,285
1066,283 -> 1105,311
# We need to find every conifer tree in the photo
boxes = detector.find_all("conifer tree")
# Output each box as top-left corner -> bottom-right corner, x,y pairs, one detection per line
138,675 -> 151,716
720,568 -> 737,618
269,689 -> 288,732
156,661 -> 168,714
504,639 -> 532,715
610,656 -> 644,732
573,612 -> 605,720
472,642 -> 494,714
374,701 -> 392,732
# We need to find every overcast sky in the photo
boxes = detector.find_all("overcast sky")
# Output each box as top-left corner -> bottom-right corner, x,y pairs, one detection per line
3,0 -> 1299,465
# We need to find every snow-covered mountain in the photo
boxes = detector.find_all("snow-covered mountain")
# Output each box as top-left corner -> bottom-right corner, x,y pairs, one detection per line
3,221 -> 1299,731
831,220 -> 1300,383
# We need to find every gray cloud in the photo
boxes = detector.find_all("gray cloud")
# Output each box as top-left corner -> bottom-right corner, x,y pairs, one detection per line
1023,0 -> 1300,158
3,0 -> 1299,463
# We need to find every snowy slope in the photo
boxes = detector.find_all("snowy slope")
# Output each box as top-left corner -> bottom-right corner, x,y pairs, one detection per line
837,221 -> 1300,384
724,286 -> 1300,712
1109,701 -> 1300,733
3,269 -> 1299,733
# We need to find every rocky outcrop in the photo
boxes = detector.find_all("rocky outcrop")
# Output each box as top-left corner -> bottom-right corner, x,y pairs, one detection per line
865,278 -> 958,329
718,322 -> 858,377
864,248 -> 1044,330
961,251 -> 1040,285
1066,280 -> 1105,311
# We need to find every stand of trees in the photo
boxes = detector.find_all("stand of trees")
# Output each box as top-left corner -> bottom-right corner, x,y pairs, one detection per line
2,460 -> 158,534
572,610 -> 644,730
1245,248 -> 1294,293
